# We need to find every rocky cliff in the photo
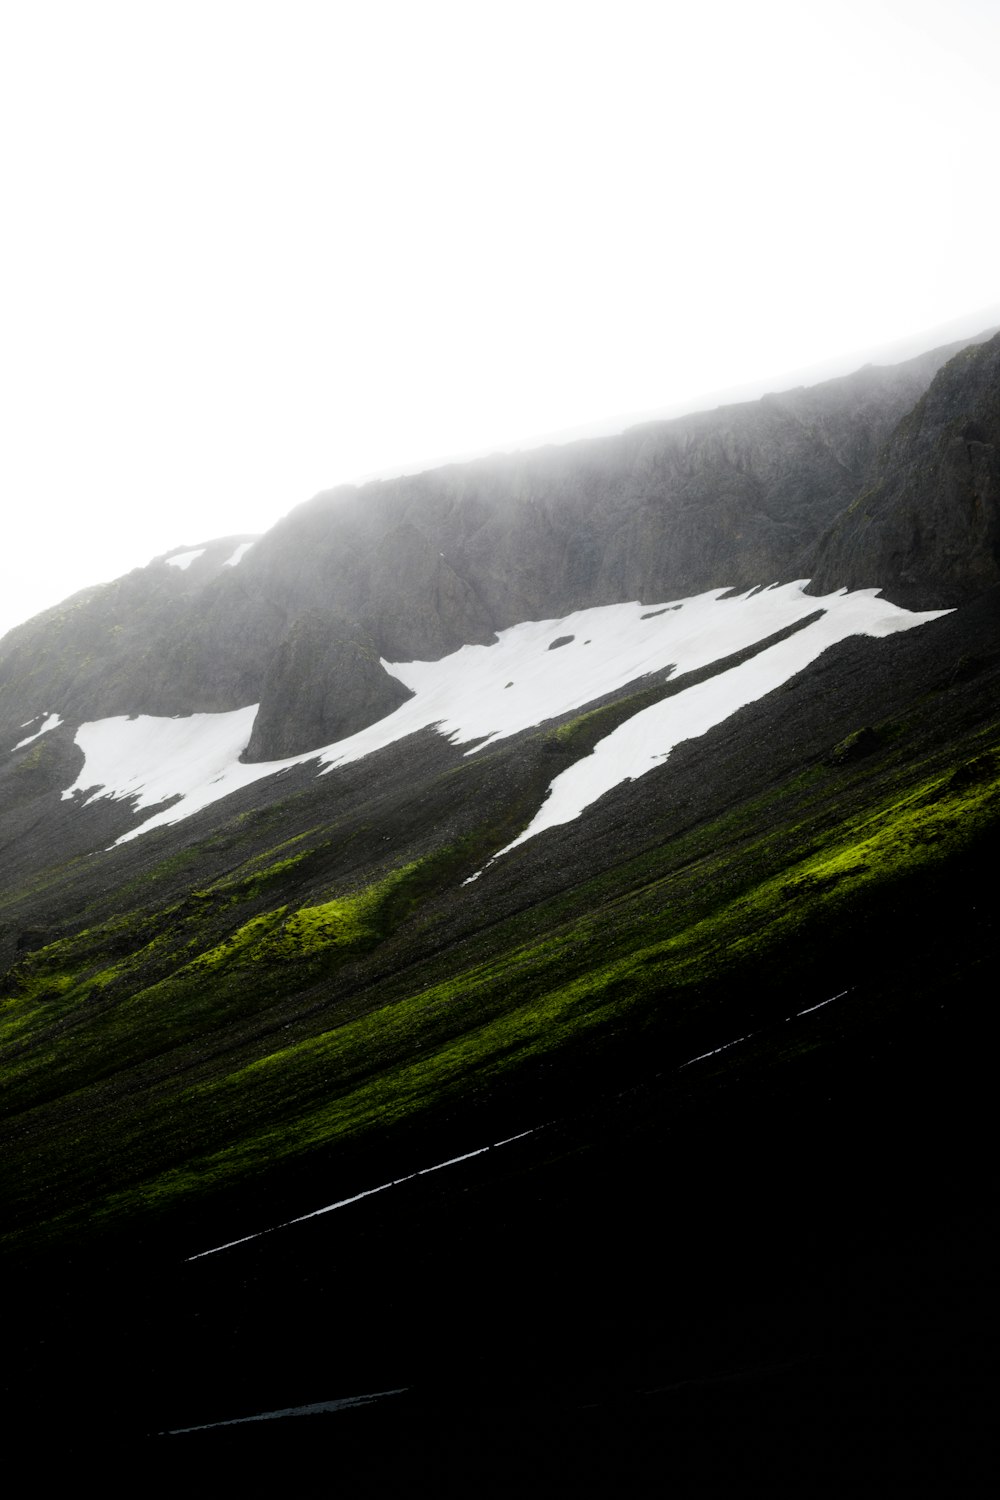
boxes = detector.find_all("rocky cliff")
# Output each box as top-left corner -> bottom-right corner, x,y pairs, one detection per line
1,331 -> 995,762
809,332 -> 1000,604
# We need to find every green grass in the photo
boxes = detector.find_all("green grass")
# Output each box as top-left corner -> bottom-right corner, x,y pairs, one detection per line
7,721 -> 997,1250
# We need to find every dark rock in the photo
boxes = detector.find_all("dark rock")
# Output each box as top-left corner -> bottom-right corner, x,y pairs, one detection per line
243,613 -> 413,761
1,329 -> 996,750
809,333 -> 1000,605
828,726 -> 879,764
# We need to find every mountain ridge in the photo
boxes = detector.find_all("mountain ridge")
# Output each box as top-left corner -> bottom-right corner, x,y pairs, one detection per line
1,328 -> 996,769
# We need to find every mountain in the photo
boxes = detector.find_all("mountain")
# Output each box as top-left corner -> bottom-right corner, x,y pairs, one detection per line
812,331 -> 1000,601
1,330 -> 997,1489
1,332 -> 993,758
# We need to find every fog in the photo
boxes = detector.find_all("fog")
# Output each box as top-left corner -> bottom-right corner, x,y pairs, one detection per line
1,0 -> 997,638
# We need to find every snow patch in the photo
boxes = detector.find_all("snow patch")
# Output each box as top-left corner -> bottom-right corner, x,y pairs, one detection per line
165,548 -> 207,570
376,584 -> 817,757
60,582 -> 949,848
61,705 -> 286,842
12,713 -> 63,750
486,586 -> 948,864
221,541 -> 254,568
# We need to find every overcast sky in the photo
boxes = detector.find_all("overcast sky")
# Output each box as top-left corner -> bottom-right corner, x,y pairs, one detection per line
1,0 -> 998,639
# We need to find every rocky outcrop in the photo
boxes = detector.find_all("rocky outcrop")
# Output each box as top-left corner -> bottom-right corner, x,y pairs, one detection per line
0,534 -> 269,737
242,613 -> 412,761
809,334 -> 1000,605
361,522 -> 496,660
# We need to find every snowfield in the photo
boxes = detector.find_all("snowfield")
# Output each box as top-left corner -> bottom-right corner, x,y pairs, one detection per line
63,705 -> 264,840
59,582 -> 949,852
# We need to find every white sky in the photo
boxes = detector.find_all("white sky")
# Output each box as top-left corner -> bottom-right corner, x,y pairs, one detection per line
1,0 -> 998,639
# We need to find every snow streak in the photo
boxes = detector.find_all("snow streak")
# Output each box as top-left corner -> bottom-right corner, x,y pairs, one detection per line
11,712 -> 63,750
187,1129 -> 538,1260
164,548 -> 206,570
221,541 -> 254,567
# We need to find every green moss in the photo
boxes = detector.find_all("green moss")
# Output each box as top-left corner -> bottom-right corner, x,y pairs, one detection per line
12,740 -> 51,773
551,682 -> 667,751
6,714 -> 1000,1252
80,739 -> 1000,1228
0,853 -> 438,1111
211,849 -> 309,901
0,914 -> 146,1042
187,909 -> 287,969
829,726 -> 879,764
252,898 -> 372,959
190,861 -> 417,969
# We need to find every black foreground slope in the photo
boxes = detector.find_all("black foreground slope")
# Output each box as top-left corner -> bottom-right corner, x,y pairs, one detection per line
1,335 -> 998,1490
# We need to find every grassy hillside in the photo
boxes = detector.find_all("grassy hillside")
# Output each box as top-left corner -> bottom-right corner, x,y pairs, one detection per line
3,594 -> 998,1250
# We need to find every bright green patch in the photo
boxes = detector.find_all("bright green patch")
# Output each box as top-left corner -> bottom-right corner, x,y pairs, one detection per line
5,713 -> 999,1253
84,737 -> 1000,1229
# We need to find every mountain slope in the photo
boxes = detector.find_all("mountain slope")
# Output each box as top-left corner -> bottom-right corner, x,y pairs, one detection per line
1,330 -> 998,1485
0,331 -> 990,760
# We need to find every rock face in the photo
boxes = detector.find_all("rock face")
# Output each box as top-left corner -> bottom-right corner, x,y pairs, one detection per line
251,337 -> 972,646
242,614 -> 413,761
1,329 -> 997,758
0,535 -> 270,730
809,333 -> 1000,604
